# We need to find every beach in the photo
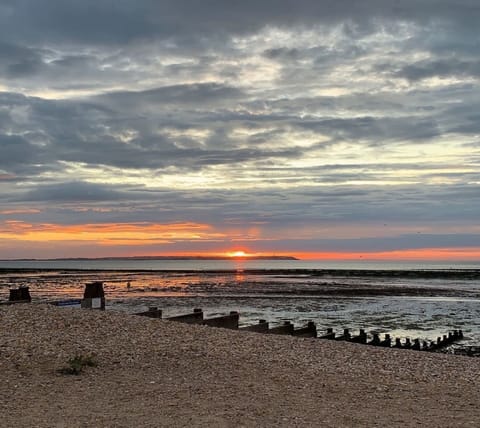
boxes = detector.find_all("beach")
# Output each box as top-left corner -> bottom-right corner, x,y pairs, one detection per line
2,265 -> 480,349
1,304 -> 479,427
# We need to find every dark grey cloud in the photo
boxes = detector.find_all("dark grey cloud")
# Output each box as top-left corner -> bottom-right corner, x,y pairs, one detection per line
19,181 -> 132,203
390,59 -> 480,82
99,83 -> 245,107
0,42 -> 46,78
0,134 -> 52,175
1,1 -> 479,47
296,116 -> 440,144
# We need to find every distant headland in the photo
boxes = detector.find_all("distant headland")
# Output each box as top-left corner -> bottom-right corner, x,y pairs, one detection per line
7,255 -> 299,261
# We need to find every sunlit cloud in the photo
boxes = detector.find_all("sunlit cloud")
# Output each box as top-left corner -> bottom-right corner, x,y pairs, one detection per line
296,248 -> 480,261
0,209 -> 41,215
0,221 -> 226,247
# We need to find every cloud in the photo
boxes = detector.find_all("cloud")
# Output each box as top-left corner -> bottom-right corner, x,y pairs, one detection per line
1,1 -> 479,47
100,83 -> 245,106
390,59 -> 480,82
1,1 -> 480,257
19,181 -> 132,203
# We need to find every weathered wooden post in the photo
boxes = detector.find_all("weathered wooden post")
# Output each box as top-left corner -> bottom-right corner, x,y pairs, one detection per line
404,338 -> 412,349
81,281 -> 105,310
336,328 -> 351,341
135,306 -> 163,318
267,321 -> 295,335
168,308 -> 204,324
203,311 -> 239,329
319,328 -> 336,340
19,286 -> 31,302
9,288 -> 21,302
380,334 -> 391,347
412,338 -> 421,350
351,329 -> 367,344
394,338 -> 402,348
240,319 -> 269,333
8,287 -> 31,303
368,333 -> 381,346
293,321 -> 317,337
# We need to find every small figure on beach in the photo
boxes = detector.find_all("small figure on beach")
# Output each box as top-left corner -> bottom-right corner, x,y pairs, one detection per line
127,281 -> 131,290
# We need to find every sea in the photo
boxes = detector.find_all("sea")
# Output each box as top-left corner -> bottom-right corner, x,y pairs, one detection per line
1,259 -> 480,351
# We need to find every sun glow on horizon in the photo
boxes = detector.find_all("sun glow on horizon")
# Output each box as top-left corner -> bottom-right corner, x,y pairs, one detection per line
228,250 -> 249,258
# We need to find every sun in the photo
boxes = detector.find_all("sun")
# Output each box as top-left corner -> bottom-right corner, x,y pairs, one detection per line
231,250 -> 247,257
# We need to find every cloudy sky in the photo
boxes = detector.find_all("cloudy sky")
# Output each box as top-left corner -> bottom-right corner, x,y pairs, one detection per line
1,0 -> 479,260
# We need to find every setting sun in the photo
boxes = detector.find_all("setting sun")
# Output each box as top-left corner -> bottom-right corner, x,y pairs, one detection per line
229,250 -> 248,258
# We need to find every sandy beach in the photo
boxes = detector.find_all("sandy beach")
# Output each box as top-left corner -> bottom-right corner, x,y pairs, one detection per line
1,304 -> 479,427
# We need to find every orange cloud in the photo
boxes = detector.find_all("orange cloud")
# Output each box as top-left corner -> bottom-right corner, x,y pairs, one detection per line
0,220 -> 226,246
296,247 -> 480,261
0,209 -> 41,215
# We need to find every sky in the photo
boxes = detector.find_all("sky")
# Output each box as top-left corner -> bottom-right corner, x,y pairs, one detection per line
0,0 -> 479,260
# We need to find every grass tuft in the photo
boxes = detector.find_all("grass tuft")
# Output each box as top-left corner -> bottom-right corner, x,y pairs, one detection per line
59,354 -> 98,375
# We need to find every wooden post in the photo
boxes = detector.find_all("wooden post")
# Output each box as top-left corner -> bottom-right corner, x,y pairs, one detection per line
8,287 -> 31,303
135,307 -> 163,318
203,311 -> 239,329
380,334 -> 391,347
292,321 -> 317,337
9,289 -> 22,302
168,308 -> 204,324
19,287 -> 31,302
81,282 -> 105,310
351,329 -> 367,344
267,321 -> 295,335
368,333 -> 380,346
319,328 -> 336,340
412,338 -> 421,350
240,319 -> 269,333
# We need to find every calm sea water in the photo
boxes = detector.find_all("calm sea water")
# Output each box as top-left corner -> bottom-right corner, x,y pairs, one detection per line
0,258 -> 479,270
1,258 -> 480,350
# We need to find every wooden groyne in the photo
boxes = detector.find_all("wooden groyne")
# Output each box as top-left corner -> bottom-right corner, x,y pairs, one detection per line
1,284 -> 470,355
134,307 -> 240,329
143,307 -> 465,354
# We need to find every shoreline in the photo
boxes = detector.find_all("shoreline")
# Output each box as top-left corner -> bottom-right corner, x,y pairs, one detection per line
1,266 -> 480,276
1,305 -> 480,427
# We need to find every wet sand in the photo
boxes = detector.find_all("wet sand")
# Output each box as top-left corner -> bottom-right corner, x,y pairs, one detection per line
1,304 -> 479,427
